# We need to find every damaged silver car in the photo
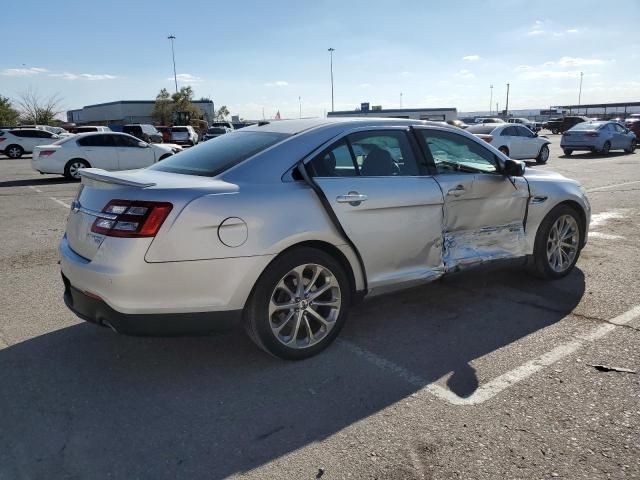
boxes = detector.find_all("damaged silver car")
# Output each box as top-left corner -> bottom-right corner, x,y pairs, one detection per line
60,118 -> 591,359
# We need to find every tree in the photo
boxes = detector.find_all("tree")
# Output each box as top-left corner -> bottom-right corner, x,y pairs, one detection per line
0,95 -> 19,125
17,88 -> 63,125
151,88 -> 172,125
216,105 -> 230,121
171,86 -> 202,124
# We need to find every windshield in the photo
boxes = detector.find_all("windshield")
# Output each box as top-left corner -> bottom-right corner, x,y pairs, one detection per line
172,127 -> 188,132
150,131 -> 289,176
570,122 -> 605,131
466,125 -> 498,134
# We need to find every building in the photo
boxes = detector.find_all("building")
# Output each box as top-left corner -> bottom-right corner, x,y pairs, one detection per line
67,100 -> 215,126
328,106 -> 457,122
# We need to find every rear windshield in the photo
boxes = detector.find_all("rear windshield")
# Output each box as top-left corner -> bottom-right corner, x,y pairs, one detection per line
172,127 -> 188,132
76,127 -> 97,132
150,131 -> 289,176
207,127 -> 226,134
466,125 -> 498,134
570,122 -> 605,131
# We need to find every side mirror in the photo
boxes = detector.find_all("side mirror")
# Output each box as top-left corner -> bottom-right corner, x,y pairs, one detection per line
138,141 -> 149,148
52,134 -> 60,139
504,158 -> 525,177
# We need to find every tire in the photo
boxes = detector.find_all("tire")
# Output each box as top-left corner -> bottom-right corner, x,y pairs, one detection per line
158,153 -> 172,161
498,146 -> 509,156
536,144 -> 549,164
600,141 -> 611,155
624,139 -> 636,154
527,204 -> 584,280
64,159 -> 90,180
244,247 -> 351,360
563,148 -> 573,156
5,144 -> 23,159
552,129 -> 559,135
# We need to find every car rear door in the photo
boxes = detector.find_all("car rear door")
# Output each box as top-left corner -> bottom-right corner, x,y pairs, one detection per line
307,127 -> 445,291
413,126 -> 529,269
114,134 -> 155,169
77,134 -> 119,170
514,125 -> 539,158
499,126 -> 523,158
612,123 -> 627,149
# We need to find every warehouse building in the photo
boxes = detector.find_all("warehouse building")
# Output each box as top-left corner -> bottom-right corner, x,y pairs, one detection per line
328,104 -> 457,122
67,99 -> 215,127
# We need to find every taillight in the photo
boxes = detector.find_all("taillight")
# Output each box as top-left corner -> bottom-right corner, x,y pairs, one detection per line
38,149 -> 56,157
0,138 -> 5,143
585,132 -> 599,137
91,200 -> 173,238
481,135 -> 493,143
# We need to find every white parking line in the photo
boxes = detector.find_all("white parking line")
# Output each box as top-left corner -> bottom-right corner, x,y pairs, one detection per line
587,180 -> 640,192
340,305 -> 640,406
28,186 -> 71,209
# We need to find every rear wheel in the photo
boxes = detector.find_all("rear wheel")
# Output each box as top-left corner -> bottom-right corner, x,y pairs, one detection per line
527,204 -> 584,280
498,146 -> 509,156
600,141 -> 611,155
563,148 -> 573,156
536,144 -> 549,164
552,128 -> 559,135
244,247 -> 351,360
624,139 -> 636,154
64,159 -> 89,180
5,144 -> 23,159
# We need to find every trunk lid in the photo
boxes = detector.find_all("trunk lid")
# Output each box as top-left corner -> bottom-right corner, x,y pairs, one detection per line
65,168 -> 237,260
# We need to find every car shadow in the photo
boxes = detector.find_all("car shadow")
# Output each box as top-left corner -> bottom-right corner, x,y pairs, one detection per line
0,262 -> 585,478
0,177 -> 77,188
561,151 -> 631,160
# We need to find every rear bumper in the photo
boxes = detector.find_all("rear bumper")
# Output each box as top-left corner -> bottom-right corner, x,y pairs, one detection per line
63,273 -> 242,335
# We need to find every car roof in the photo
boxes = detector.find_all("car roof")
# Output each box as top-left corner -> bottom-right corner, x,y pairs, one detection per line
241,117 -> 433,135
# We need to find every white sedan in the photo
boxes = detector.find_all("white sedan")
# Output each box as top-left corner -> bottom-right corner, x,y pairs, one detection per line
32,132 -> 181,180
467,123 -> 551,164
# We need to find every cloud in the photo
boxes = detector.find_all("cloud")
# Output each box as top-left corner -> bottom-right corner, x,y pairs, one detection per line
521,70 -> 582,79
455,69 -> 475,79
1,67 -> 48,76
400,71 -> 410,76
167,73 -> 203,83
359,83 -> 372,88
264,80 -> 288,87
527,29 -> 545,36
51,72 -> 117,80
566,28 -> 579,33
462,55 -> 480,61
556,56 -> 605,67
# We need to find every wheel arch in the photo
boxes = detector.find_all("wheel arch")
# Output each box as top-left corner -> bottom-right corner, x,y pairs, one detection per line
555,200 -> 587,242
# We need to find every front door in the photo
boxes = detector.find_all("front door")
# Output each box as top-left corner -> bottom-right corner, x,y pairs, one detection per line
308,128 -> 445,291
76,134 -> 119,170
414,126 -> 530,270
114,134 -> 156,169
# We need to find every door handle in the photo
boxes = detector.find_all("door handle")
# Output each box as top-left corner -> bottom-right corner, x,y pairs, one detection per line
447,185 -> 466,197
336,192 -> 368,205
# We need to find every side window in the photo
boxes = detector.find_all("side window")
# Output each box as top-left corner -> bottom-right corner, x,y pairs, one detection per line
419,129 -> 498,174
9,130 -> 27,137
501,126 -> 516,136
348,131 -> 420,176
516,126 -> 533,137
310,140 -> 357,177
115,134 -> 141,147
36,130 -> 53,138
614,123 -> 625,133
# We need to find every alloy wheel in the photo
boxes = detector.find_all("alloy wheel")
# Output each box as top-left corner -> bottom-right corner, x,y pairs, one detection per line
269,263 -> 341,349
546,214 -> 579,273
68,161 -> 85,179
8,147 -> 21,158
539,145 -> 549,162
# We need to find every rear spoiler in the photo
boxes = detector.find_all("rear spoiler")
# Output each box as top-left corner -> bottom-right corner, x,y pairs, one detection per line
79,169 -> 156,188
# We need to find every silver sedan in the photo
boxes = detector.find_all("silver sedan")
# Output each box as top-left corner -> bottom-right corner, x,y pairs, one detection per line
60,118 -> 591,359
561,120 -> 637,155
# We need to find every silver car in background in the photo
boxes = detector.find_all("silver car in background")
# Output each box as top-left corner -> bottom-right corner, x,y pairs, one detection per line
561,120 -> 637,155
60,118 -> 591,359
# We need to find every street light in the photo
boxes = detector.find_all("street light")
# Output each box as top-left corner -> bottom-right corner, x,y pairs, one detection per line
168,34 -> 178,94
328,48 -> 335,112
578,71 -> 584,106
505,83 -> 510,117
489,85 -> 493,115
299,96 -> 302,119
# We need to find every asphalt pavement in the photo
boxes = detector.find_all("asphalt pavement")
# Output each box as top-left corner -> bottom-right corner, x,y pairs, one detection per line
0,135 -> 639,479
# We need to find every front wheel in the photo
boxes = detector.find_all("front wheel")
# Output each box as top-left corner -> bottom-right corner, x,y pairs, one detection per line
244,247 -> 351,360
624,139 -> 636,154
563,148 -> 573,156
527,204 -> 584,280
5,144 -> 24,159
536,144 -> 549,164
64,159 -> 90,180
552,129 -> 559,135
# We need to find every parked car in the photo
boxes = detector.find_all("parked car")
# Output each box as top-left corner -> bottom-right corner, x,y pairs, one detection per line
475,117 -> 505,124
170,125 -> 199,146
122,124 -> 163,143
74,126 -> 111,133
544,116 -> 588,134
210,121 -> 234,130
31,132 -> 181,180
59,118 -> 590,359
156,126 -> 172,143
624,117 -> 640,138
466,123 -> 551,163
232,122 -> 254,130
560,121 -> 637,156
202,126 -> 232,141
0,128 -> 61,158
446,119 -> 469,129
507,117 -> 540,133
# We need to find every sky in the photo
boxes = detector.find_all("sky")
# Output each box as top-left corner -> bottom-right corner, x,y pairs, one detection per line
2,0 -> 639,120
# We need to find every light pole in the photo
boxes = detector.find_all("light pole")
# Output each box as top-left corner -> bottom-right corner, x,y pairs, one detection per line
489,85 -> 493,115
168,35 -> 178,94
328,47 -> 335,112
299,96 -> 302,119
505,83 -> 510,118
400,92 -> 403,109
578,71 -> 584,106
